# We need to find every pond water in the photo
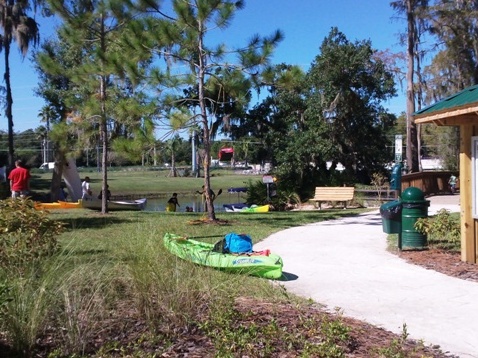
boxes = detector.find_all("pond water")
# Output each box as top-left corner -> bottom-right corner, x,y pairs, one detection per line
144,192 -> 247,212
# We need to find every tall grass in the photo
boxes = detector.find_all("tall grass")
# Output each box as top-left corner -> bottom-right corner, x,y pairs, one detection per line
0,242 -> 118,356
1,268 -> 50,355
55,261 -> 115,355
0,253 -> 68,355
1,208 -> 368,356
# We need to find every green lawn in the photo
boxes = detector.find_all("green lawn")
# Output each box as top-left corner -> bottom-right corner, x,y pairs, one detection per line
30,167 -> 260,197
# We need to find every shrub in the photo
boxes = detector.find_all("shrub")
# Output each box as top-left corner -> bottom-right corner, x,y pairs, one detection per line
414,209 -> 460,250
0,198 -> 63,270
245,179 -> 301,211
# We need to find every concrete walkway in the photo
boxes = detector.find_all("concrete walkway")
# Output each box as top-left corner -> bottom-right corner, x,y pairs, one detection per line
256,195 -> 478,358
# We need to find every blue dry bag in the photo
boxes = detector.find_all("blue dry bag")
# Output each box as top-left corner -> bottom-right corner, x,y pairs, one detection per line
223,232 -> 253,253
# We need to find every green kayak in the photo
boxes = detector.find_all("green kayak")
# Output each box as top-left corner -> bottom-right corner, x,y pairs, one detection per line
163,233 -> 283,279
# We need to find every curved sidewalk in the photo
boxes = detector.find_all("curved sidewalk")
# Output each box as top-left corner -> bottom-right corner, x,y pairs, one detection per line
256,195 -> 478,358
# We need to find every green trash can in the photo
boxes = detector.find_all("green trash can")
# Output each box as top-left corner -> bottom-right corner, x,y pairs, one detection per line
379,200 -> 402,234
401,187 -> 430,250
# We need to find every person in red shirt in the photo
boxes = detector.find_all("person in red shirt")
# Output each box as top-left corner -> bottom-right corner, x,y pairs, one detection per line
8,160 -> 30,198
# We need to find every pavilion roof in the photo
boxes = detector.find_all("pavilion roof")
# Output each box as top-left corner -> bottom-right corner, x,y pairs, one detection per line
414,84 -> 478,125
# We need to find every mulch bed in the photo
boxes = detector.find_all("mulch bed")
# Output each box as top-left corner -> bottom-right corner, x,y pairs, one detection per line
397,248 -> 478,283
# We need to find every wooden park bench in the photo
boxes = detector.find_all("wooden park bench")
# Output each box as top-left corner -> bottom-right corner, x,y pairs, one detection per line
309,187 -> 355,210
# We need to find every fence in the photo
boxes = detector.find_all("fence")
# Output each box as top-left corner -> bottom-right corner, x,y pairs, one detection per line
401,171 -> 459,196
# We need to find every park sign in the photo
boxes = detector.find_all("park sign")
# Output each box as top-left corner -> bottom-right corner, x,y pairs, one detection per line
395,134 -> 403,163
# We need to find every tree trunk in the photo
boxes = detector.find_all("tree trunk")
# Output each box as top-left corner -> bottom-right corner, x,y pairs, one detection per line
49,150 -> 67,202
406,0 -> 419,173
169,151 -> 177,177
100,14 -> 109,214
198,20 -> 216,221
4,40 -> 14,170
99,74 -> 109,213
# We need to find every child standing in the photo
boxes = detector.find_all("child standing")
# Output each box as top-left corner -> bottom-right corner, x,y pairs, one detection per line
448,174 -> 457,194
166,193 -> 180,212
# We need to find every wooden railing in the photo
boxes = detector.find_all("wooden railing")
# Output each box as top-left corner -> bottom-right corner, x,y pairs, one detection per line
354,188 -> 398,200
401,171 -> 459,196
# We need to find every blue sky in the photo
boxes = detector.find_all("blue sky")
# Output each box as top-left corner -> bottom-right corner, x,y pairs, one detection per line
2,0 -> 407,134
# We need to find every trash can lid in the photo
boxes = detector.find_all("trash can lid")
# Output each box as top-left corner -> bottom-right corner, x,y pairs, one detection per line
380,200 -> 402,210
401,187 -> 425,201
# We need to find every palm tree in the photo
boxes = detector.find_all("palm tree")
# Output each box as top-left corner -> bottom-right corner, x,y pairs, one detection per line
0,0 -> 40,169
166,135 -> 181,177
38,105 -> 55,162
35,125 -> 47,163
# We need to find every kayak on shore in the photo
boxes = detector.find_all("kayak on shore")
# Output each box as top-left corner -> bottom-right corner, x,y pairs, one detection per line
35,200 -> 83,210
163,233 -> 283,279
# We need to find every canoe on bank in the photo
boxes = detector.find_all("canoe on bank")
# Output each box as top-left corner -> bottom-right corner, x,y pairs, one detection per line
163,233 -> 283,279
82,198 -> 147,211
35,200 -> 83,210
223,204 -> 270,213
223,203 -> 248,212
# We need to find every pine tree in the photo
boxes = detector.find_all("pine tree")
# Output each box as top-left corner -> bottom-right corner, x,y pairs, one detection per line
129,0 -> 283,220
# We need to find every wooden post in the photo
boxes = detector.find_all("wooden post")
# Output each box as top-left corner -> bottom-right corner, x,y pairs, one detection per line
460,124 -> 477,263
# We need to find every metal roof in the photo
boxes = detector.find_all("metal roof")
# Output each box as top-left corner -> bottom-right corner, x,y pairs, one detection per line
414,84 -> 478,125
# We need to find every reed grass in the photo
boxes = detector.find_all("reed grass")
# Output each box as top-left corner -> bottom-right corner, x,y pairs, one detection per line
1,200 -> 368,355
0,255 -> 67,355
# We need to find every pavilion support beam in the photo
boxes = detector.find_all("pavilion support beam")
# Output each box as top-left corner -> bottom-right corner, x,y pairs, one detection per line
460,124 -> 477,263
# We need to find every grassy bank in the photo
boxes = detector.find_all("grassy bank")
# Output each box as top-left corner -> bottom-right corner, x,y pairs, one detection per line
1,204 -> 376,357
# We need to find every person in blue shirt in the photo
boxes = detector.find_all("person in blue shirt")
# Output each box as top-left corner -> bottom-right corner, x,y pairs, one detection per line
448,174 -> 457,194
